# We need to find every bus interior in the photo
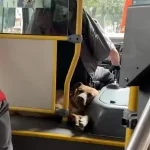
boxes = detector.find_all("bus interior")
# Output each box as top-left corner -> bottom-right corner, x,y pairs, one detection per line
0,0 -> 150,150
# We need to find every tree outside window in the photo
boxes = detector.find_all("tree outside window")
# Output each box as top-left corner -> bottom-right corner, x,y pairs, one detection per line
83,0 -> 125,34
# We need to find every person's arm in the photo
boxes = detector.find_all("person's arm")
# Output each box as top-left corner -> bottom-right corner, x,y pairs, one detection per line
94,19 -> 120,66
109,48 -> 120,66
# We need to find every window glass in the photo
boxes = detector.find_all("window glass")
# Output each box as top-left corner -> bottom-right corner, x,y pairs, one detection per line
83,0 -> 126,36
0,0 -> 128,36
3,8 -> 23,34
0,0 -> 74,36
133,0 -> 150,5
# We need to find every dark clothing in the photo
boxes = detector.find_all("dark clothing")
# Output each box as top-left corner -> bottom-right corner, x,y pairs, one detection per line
0,101 -> 13,150
56,41 -> 114,90
25,1 -> 114,89
26,2 -> 111,79
57,41 -> 89,89
57,41 -> 114,89
94,67 -> 114,84
93,67 -> 114,89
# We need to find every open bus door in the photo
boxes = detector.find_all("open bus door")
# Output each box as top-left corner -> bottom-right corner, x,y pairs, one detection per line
120,0 -> 132,33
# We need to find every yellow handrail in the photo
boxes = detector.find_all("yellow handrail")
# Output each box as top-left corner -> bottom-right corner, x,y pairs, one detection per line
63,0 -> 83,111
125,86 -> 139,148
0,34 -> 68,41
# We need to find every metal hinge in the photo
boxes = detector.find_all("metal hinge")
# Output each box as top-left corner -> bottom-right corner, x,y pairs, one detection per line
55,109 -> 69,117
68,34 -> 83,43
122,109 -> 138,130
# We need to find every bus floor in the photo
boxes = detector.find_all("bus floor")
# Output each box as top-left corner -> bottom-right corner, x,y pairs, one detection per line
11,115 -> 124,150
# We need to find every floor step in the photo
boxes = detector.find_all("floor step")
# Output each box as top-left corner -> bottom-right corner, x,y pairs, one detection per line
11,115 -> 125,150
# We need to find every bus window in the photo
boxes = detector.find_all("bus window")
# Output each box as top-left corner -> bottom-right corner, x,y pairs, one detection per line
83,0 -> 126,36
0,0 -> 72,36
133,0 -> 150,5
3,8 -> 23,34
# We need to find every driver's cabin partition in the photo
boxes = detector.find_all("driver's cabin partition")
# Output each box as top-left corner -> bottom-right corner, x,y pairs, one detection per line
0,0 -> 83,115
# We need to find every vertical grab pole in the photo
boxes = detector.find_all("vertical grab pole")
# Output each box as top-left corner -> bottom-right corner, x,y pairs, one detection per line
63,0 -> 83,120
125,86 -> 139,148
126,98 -> 150,150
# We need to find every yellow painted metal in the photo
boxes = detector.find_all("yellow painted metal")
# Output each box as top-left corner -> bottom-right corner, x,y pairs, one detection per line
125,128 -> 133,147
51,40 -> 57,111
125,86 -> 139,148
0,34 -> 68,41
12,131 -> 125,147
63,0 -> 83,112
10,107 -> 55,114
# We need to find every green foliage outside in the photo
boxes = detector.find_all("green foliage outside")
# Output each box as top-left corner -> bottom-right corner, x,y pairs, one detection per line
83,0 -> 125,32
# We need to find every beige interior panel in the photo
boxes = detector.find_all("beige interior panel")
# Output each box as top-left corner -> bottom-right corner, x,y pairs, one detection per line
0,38 -> 55,110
